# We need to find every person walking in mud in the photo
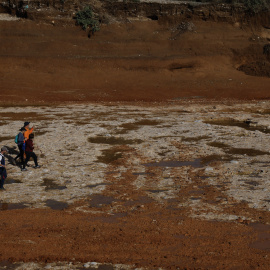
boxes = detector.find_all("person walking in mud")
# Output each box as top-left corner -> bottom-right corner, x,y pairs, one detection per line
23,121 -> 34,141
14,127 -> 26,166
21,133 -> 40,171
0,147 -> 9,191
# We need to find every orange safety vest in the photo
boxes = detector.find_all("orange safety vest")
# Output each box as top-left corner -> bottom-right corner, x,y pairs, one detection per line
24,127 -> 34,140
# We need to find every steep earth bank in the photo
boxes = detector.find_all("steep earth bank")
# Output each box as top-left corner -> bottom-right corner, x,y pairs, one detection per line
0,1 -> 270,104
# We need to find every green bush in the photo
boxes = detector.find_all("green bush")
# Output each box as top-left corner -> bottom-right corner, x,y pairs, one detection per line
244,0 -> 269,13
75,6 -> 100,33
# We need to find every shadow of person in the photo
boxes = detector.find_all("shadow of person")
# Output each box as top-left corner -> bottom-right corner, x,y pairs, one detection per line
5,146 -> 19,166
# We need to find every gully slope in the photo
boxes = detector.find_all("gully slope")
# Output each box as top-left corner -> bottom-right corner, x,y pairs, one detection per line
0,16 -> 270,104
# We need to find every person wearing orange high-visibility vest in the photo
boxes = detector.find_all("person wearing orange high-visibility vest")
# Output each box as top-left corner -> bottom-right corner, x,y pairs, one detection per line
23,122 -> 34,141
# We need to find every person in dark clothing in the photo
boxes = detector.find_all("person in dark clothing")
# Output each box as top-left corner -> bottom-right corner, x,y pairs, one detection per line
21,133 -> 40,171
14,127 -> 26,166
0,146 -> 8,191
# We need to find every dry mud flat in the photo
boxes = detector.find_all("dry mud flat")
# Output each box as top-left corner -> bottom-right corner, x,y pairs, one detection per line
0,101 -> 270,269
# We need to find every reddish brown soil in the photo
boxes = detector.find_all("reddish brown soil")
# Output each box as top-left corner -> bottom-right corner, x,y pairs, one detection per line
0,206 -> 269,269
1,160 -> 270,269
1,18 -> 270,269
1,19 -> 270,105
1,148 -> 270,269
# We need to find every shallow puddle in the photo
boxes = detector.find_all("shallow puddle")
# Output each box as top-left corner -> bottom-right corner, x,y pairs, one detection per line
89,194 -> 116,208
88,136 -> 142,145
5,178 -> 22,184
41,178 -> 67,191
208,142 -> 229,148
117,119 -> 161,134
249,223 -> 270,251
45,200 -> 68,210
0,202 -> 27,211
200,154 -> 233,164
204,119 -> 270,134
226,147 -> 269,156
96,148 -> 123,164
207,142 -> 269,157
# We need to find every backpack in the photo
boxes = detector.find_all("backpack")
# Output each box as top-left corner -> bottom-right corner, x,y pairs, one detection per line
15,133 -> 19,144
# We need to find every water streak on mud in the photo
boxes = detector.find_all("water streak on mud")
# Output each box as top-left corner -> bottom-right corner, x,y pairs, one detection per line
45,200 -> 68,210
0,203 -> 27,211
249,223 -> 270,251
205,119 -> 270,134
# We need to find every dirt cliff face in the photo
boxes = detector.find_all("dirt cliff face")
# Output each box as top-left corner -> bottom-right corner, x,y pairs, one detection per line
2,0 -> 270,24
0,0 -> 270,104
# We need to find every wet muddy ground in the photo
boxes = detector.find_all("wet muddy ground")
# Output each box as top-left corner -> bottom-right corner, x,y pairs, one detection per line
0,101 -> 270,269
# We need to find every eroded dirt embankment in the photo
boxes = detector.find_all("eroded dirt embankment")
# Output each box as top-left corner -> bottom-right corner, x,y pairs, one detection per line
0,18 -> 270,105
1,1 -> 270,104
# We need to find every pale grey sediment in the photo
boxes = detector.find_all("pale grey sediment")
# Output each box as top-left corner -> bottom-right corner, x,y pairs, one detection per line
0,101 -> 269,223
